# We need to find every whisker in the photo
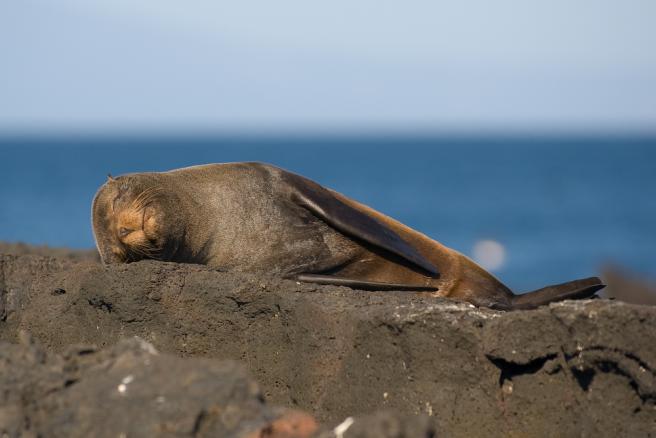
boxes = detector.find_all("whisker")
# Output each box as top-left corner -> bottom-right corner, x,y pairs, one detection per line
130,187 -> 164,211
125,238 -> 163,261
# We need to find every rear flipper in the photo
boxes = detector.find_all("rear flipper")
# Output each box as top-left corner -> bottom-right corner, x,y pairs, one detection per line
296,274 -> 438,292
511,276 -> 605,310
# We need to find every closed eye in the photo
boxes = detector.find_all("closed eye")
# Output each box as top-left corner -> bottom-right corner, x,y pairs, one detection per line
119,227 -> 132,238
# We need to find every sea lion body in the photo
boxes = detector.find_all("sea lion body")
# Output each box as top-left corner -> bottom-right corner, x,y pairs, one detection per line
92,162 -> 603,310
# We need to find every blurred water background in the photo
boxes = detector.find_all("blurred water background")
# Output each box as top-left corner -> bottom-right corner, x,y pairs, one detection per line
2,2 -> 655,292
1,135 -> 654,291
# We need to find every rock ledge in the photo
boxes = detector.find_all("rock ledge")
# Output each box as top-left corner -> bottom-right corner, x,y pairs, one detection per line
1,253 -> 655,437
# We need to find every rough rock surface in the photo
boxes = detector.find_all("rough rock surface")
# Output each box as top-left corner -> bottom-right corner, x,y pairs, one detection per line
0,242 -> 99,262
1,252 -> 655,437
317,412 -> 436,438
602,265 -> 656,306
0,335 -> 318,438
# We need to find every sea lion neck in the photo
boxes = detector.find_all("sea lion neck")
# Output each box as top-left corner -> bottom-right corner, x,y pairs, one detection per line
157,175 -> 220,265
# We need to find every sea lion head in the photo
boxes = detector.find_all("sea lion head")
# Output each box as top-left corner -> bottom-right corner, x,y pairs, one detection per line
92,174 -> 182,264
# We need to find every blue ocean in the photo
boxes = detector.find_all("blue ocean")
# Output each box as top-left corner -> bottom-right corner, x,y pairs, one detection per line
1,136 -> 654,291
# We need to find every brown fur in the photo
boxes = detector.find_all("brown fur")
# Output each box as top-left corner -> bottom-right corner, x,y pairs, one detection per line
92,162 -> 603,310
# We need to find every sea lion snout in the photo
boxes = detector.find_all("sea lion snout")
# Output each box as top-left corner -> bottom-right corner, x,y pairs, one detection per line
93,178 -> 172,263
113,197 -> 168,262
115,204 -> 159,246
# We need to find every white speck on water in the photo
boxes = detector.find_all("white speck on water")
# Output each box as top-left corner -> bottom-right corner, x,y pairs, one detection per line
334,417 -> 355,438
472,239 -> 506,271
156,396 -> 166,403
117,375 -> 134,394
366,354 -> 370,359
383,392 -> 389,399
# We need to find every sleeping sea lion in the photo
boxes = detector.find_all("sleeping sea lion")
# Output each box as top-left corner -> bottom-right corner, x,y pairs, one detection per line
92,162 -> 604,310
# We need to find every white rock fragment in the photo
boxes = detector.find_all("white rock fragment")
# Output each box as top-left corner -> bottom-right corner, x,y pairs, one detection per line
425,401 -> 433,416
133,336 -> 159,355
117,375 -> 134,395
334,417 -> 355,438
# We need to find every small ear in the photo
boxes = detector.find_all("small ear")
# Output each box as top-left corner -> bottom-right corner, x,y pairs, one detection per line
107,174 -> 115,182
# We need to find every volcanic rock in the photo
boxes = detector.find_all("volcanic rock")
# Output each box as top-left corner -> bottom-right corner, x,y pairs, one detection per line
1,251 -> 654,437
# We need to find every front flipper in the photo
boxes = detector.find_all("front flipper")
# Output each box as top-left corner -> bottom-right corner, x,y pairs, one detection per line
282,172 -> 439,276
297,274 -> 438,291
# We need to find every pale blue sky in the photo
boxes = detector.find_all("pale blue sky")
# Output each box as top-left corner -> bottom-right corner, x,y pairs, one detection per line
1,0 -> 655,134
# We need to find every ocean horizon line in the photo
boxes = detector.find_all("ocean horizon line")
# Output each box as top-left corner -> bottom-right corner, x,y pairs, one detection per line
1,130 -> 656,145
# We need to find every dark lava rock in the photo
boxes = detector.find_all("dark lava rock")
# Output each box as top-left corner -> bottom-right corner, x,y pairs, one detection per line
0,335 -> 318,438
316,412 -> 437,438
602,265 -> 656,306
0,242 -> 99,262
1,252 -> 655,437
